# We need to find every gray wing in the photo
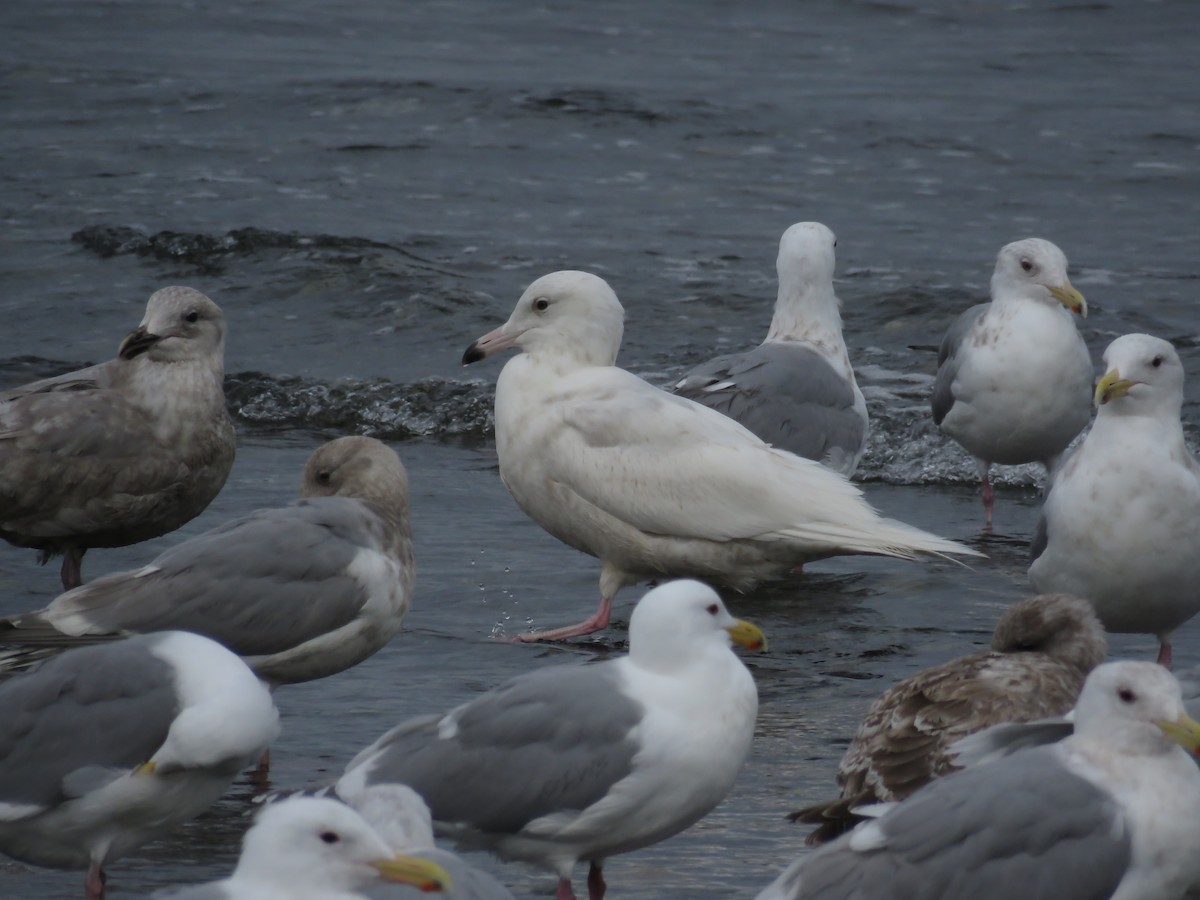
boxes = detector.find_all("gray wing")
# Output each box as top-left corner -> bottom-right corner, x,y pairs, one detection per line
0,360 -> 115,402
367,848 -> 515,900
759,747 -> 1129,900
671,343 -> 866,466
1,497 -> 391,657
0,637 -> 177,816
931,304 -> 987,426
345,665 -> 643,834
0,385 -> 190,542
948,718 -> 1075,768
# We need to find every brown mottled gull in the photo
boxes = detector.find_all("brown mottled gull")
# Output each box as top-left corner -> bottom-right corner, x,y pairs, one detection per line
759,661 -> 1200,900
461,270 -> 981,642
0,286 -> 235,588
789,593 -> 1106,844
0,436 -> 413,688
931,238 -> 1092,529
671,222 -> 869,477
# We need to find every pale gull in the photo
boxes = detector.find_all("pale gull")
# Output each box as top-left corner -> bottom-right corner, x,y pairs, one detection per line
671,222 -> 869,476
1029,333 -> 1200,668
789,593 -> 1106,843
462,269 -> 981,642
931,238 -> 1092,529
335,580 -> 764,900
157,796 -> 451,900
0,286 -> 236,588
0,436 -> 413,687
0,631 -> 279,899
756,661 -> 1200,900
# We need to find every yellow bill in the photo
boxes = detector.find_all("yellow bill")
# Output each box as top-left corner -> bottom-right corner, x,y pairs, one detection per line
726,619 -> 768,652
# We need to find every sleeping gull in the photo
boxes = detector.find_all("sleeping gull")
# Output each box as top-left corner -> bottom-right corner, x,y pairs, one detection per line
931,239 -> 1091,529
0,631 -> 279,899
756,660 -> 1200,900
0,286 -> 236,588
0,436 -> 413,687
670,222 -> 868,476
334,579 -> 764,900
462,269 -> 981,641
1029,333 -> 1200,668
157,795 -> 451,899
788,593 -> 1106,843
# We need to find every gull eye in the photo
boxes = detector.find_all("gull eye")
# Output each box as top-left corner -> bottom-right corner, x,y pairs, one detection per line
1117,687 -> 1136,704
316,470 -> 332,485
320,831 -> 340,844
1152,355 -> 1164,368
533,298 -> 550,312
1019,257 -> 1034,272
184,310 -> 200,323
706,603 -> 719,616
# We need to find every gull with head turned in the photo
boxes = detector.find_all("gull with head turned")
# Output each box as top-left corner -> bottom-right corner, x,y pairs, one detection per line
463,269 -> 980,642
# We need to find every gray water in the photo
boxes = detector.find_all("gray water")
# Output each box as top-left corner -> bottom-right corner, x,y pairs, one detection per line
1,0 -> 1198,896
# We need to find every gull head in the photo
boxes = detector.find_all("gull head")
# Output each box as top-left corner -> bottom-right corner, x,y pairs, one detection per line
992,238 -> 1086,317
1073,660 -> 1200,756
1094,333 -> 1184,417
990,593 -> 1106,675
239,797 -> 451,893
119,286 -> 226,363
462,270 -> 625,369
776,221 -> 837,295
628,579 -> 766,671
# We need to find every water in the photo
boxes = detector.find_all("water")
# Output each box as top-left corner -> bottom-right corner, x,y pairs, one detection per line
1,0 -> 1198,895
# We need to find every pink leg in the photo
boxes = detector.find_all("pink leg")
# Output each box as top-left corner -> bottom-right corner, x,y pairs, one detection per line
61,547 -> 84,590
979,472 -> 995,531
85,862 -> 106,899
250,747 -> 271,786
587,862 -> 606,900
512,595 -> 613,643
556,877 -> 577,900
1157,639 -> 1173,669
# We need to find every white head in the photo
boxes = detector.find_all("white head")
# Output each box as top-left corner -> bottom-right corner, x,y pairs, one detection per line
118,286 -> 227,365
1072,661 -> 1200,757
462,270 -> 625,370
767,222 -> 839,342
1093,333 -> 1184,420
628,579 -> 766,672
346,783 -> 436,852
990,238 -> 1086,317
236,797 -> 450,893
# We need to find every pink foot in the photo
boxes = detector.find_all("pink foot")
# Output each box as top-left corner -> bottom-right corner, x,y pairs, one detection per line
587,862 -> 606,900
510,596 -> 613,643
557,876 -> 577,900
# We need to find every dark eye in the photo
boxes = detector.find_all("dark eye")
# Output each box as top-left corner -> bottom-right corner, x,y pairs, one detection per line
316,470 -> 332,485
1118,687 -> 1136,704
1019,257 -> 1034,272
1152,355 -> 1164,368
533,298 -> 550,312
833,240 -> 838,248
183,310 -> 200,323
320,831 -> 340,844
706,603 -> 719,616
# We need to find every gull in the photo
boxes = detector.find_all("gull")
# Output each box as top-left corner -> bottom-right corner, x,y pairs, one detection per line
671,222 -> 868,476
462,269 -> 980,641
1030,333 -> 1200,668
0,436 -> 414,687
157,795 -> 451,899
0,631 -> 279,899
788,593 -> 1106,843
757,660 -> 1200,900
931,239 -> 1092,529
335,580 -> 764,900
0,286 -> 235,588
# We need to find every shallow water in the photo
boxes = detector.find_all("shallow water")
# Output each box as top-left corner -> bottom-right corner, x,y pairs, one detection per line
1,0 -> 1198,896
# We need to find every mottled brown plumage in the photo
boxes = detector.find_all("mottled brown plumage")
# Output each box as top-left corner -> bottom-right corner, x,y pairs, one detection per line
789,593 -> 1106,844
0,286 -> 235,588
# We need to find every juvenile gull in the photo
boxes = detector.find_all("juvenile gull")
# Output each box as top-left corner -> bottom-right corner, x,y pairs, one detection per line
157,796 -> 451,900
463,270 -> 981,641
671,222 -> 868,476
335,580 -> 765,900
1029,333 -> 1200,668
0,436 -> 413,687
756,661 -> 1200,900
931,239 -> 1091,529
788,593 -> 1106,843
0,631 -> 279,899
0,286 -> 235,588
